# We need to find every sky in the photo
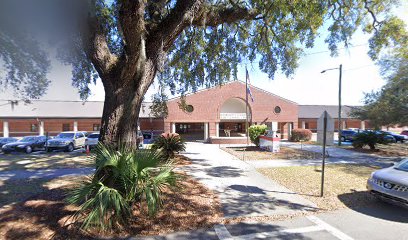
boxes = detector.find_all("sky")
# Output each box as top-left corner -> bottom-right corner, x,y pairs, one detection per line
1,2 -> 407,106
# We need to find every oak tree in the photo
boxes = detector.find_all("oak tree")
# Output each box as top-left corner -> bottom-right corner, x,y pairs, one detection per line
1,0 -> 406,147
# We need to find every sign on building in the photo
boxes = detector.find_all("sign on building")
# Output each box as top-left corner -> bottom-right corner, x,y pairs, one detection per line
317,111 -> 334,145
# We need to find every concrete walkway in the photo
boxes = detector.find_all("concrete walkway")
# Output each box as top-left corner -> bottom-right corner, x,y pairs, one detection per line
180,142 -> 318,218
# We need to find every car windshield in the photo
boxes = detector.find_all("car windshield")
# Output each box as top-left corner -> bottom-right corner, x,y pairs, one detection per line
394,159 -> 408,172
88,134 -> 99,139
20,137 -> 36,142
56,133 -> 74,139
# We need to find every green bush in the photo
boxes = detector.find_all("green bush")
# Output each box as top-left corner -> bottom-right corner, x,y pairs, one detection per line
67,144 -> 178,231
249,124 -> 267,146
151,133 -> 186,160
290,129 -> 312,142
352,131 -> 388,150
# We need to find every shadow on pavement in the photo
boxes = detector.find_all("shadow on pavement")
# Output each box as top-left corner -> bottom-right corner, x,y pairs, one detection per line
338,191 -> 408,223
222,184 -> 319,217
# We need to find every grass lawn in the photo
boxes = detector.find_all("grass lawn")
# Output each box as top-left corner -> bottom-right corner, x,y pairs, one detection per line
0,151 -> 93,171
222,146 -> 323,161
339,143 -> 408,157
258,164 -> 381,211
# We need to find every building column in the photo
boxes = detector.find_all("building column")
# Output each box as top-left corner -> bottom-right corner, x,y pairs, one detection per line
215,122 -> 219,137
342,120 -> 346,129
288,122 -> 293,139
204,122 -> 209,141
39,121 -> 44,136
3,121 -> 9,137
360,120 -> 366,130
301,121 -> 306,129
74,121 -> 78,132
171,123 -> 176,133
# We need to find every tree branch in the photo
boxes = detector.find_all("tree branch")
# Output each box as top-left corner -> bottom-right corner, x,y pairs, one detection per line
192,5 -> 260,27
81,0 -> 117,79
119,0 -> 146,55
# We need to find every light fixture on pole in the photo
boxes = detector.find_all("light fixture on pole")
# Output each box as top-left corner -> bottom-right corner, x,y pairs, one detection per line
321,64 -> 343,146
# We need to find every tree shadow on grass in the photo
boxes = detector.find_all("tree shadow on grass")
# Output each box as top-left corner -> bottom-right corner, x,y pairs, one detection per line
338,191 -> 408,223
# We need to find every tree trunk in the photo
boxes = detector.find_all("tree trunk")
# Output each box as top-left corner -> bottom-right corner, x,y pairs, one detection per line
99,61 -> 156,149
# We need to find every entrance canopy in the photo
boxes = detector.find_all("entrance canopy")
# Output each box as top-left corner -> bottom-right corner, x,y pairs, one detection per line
220,98 -> 251,121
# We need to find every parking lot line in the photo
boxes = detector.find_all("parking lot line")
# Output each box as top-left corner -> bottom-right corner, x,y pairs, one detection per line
306,215 -> 354,240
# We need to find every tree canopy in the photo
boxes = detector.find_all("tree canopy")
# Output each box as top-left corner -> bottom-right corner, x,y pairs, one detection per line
1,0 -> 407,99
352,48 -> 408,127
1,0 -> 407,146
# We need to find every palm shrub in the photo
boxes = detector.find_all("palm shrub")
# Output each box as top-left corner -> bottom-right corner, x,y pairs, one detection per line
352,131 -> 388,150
66,144 -> 178,231
248,124 -> 268,146
151,133 -> 186,160
290,129 -> 312,142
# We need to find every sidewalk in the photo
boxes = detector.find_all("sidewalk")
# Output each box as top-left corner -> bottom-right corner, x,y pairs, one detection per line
180,142 -> 318,218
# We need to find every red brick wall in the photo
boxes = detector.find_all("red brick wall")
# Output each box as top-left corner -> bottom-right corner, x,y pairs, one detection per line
165,81 -> 298,136
139,118 -> 164,131
298,118 -> 372,132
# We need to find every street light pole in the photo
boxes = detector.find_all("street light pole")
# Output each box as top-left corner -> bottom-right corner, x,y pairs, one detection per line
338,64 -> 342,146
320,64 -> 343,146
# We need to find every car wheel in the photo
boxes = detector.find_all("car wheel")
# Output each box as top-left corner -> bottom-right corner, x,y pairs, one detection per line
25,146 -> 32,154
66,143 -> 74,152
341,136 -> 346,142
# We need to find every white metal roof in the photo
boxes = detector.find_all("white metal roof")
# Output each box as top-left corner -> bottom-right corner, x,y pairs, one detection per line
0,100 -> 155,118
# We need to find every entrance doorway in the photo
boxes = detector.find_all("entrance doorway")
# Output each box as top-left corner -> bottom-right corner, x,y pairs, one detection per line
175,123 -> 204,141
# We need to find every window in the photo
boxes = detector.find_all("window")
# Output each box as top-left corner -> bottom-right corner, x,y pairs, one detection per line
62,123 -> 70,131
274,106 -> 282,114
30,124 -> 38,132
186,105 -> 194,113
93,124 -> 101,131
75,132 -> 84,138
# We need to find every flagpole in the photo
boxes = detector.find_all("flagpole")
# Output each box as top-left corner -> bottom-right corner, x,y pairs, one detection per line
245,67 -> 249,146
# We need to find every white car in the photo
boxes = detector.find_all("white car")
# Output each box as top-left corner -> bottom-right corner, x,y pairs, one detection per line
46,131 -> 87,152
85,132 -> 100,149
367,158 -> 408,207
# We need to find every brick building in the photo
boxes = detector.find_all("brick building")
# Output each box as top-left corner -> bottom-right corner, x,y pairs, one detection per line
3,80 -> 393,143
0,101 -> 162,137
165,81 -> 298,143
298,105 -> 371,132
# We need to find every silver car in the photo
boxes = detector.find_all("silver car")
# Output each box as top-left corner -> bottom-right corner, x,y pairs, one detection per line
367,158 -> 408,207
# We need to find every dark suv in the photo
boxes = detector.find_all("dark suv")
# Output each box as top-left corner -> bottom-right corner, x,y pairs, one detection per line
340,130 -> 357,142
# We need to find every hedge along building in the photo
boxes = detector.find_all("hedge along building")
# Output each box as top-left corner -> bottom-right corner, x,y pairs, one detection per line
164,80 -> 299,144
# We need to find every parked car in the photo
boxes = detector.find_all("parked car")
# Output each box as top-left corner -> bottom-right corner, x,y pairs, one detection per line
367,158 -> 408,207
46,131 -> 87,152
142,132 -> 155,144
401,130 -> 408,137
2,136 -> 47,154
340,130 -> 357,142
85,132 -> 100,149
378,131 -> 406,143
0,137 -> 18,150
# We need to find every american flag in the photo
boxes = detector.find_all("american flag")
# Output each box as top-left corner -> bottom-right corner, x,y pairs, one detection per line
246,68 -> 254,102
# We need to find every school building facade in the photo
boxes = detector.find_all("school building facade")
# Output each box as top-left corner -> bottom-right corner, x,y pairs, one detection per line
1,80 -> 383,142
